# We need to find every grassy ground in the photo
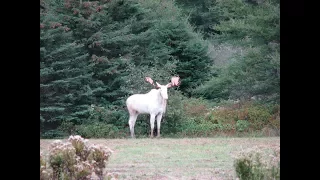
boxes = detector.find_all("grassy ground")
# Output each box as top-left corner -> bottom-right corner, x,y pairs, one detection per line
40,137 -> 280,180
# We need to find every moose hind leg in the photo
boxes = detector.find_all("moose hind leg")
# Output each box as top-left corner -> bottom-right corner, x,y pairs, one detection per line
128,113 -> 138,138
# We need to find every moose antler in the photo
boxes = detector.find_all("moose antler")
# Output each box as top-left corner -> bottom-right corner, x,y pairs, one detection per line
145,77 -> 159,88
167,76 -> 180,88
145,76 -> 180,88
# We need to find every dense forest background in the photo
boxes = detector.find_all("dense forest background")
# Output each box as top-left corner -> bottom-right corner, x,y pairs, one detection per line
40,0 -> 280,138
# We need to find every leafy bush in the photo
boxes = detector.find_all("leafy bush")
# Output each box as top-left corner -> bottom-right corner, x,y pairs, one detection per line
236,120 -> 250,132
161,92 -> 217,137
183,97 -> 210,117
246,104 -> 272,130
178,117 -> 236,137
234,146 -> 280,180
58,121 -> 76,135
207,106 -> 238,125
87,104 -> 129,128
76,122 -> 126,139
40,135 -> 114,180
78,92 -> 212,138
73,99 -> 279,138
268,104 -> 280,131
206,101 -> 277,133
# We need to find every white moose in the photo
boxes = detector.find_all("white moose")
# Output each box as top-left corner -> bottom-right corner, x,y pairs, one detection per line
126,76 -> 180,138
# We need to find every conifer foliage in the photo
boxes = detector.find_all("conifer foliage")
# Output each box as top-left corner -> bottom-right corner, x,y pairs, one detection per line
40,0 -> 103,132
40,0 -> 280,138
40,0 -> 212,137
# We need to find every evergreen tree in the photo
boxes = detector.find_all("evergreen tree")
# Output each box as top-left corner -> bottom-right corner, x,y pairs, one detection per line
40,0 -> 214,136
40,0 -> 103,133
194,0 -> 280,103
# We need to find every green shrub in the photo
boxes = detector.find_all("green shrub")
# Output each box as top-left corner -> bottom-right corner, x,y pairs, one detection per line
206,101 -> 276,133
75,122 -> 126,139
58,121 -> 76,135
236,120 -> 250,132
87,105 -> 115,124
161,92 -> 217,137
53,97 -> 279,138
160,91 -> 188,136
246,104 -> 272,130
208,107 -> 238,125
267,104 -> 280,130
183,97 -> 210,117
234,146 -> 280,180
178,117 -> 236,137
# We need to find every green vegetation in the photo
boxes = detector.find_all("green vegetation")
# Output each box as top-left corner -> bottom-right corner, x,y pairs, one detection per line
40,0 -> 280,138
234,145 -> 280,180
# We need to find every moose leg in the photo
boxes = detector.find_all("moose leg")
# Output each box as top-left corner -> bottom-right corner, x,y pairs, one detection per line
156,113 -> 163,138
150,114 -> 156,138
128,114 -> 138,138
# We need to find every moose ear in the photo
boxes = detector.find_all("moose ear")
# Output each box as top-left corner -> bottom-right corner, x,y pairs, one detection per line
156,82 -> 161,88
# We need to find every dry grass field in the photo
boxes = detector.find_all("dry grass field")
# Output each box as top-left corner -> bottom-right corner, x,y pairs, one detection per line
40,137 -> 280,180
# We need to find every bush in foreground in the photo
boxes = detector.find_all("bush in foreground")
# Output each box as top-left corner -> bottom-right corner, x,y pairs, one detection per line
40,135 -> 116,180
234,145 -> 280,180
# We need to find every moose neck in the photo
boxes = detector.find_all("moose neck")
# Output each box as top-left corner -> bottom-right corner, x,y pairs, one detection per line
156,89 -> 167,113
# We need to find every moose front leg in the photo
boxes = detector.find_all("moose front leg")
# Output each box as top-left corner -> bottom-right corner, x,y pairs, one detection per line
150,114 -> 156,138
156,113 -> 163,138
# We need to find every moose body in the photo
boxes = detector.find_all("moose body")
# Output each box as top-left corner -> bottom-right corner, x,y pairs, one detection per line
126,77 -> 180,138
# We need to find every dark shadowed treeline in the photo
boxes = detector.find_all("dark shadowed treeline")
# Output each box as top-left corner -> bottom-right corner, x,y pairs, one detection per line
40,0 -> 280,138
